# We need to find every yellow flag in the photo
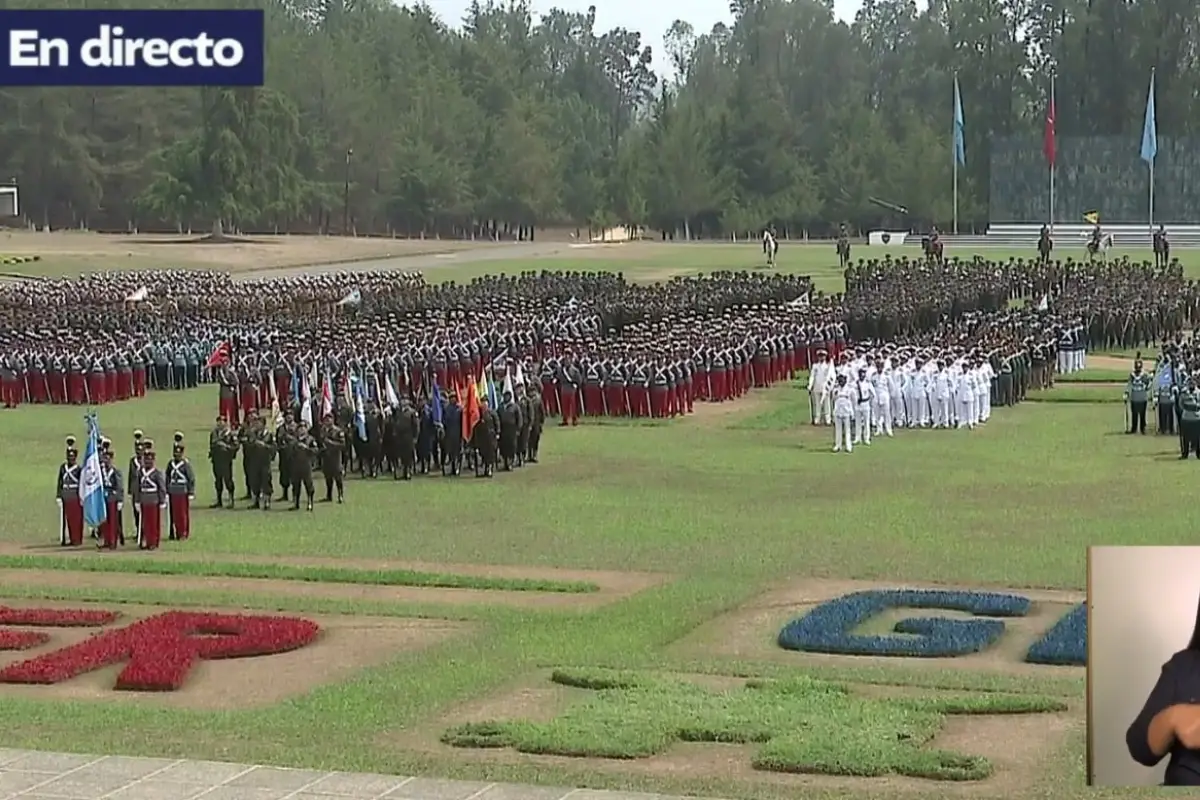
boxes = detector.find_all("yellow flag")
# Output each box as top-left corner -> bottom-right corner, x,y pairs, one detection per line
1083,211 -> 1099,225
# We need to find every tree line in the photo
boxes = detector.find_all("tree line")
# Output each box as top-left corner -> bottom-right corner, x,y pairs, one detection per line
1,0 -> 1193,238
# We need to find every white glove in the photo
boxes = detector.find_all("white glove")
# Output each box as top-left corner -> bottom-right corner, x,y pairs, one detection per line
188,495 -> 195,501
55,498 -> 62,507
1122,393 -> 1128,401
117,502 -> 123,511
158,504 -> 167,510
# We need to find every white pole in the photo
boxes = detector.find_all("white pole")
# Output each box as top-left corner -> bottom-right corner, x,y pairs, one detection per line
953,156 -> 958,235
1049,74 -> 1055,233
1149,160 -> 1154,231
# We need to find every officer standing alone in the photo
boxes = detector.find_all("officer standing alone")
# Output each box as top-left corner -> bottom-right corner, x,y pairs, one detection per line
1125,360 -> 1151,434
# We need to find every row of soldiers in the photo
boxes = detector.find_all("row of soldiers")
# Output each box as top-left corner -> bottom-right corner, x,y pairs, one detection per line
55,431 -> 195,550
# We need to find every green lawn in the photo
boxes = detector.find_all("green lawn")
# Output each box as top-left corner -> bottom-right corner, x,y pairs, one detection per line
0,245 -> 1189,799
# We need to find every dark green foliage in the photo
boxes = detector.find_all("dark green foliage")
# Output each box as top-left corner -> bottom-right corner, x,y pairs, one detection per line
4,0 -> 1187,234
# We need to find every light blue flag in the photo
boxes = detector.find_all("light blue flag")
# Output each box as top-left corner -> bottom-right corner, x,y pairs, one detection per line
352,378 -> 367,441
1140,71 -> 1157,164
953,75 -> 966,166
81,414 -> 107,529
431,380 -> 444,427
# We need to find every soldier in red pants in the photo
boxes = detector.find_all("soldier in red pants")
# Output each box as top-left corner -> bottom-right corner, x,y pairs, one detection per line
97,447 -> 125,550
56,437 -> 84,546
133,440 -> 167,550
166,434 -> 196,541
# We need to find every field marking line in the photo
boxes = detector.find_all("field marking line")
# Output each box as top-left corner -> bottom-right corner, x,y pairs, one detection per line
463,782 -> 497,799
187,765 -> 259,797
279,772 -> 334,798
93,758 -> 186,798
368,775 -> 414,798
12,755 -> 107,796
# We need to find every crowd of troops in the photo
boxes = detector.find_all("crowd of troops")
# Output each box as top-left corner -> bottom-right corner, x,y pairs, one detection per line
40,250 -> 1200,544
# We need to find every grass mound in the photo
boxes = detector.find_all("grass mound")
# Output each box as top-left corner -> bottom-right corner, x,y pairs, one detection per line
441,668 -> 1065,780
0,555 -> 598,593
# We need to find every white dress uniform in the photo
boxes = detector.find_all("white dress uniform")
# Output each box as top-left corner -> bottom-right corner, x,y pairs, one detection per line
833,382 -> 856,452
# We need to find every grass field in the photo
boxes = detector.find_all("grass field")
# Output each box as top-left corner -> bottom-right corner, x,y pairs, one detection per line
0,239 -> 1189,799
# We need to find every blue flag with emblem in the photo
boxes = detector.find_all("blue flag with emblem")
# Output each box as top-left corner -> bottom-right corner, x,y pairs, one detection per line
431,379 -> 444,427
352,377 -> 367,441
81,413 -> 107,528
1156,362 -> 1172,389
953,75 -> 966,166
1140,70 -> 1157,164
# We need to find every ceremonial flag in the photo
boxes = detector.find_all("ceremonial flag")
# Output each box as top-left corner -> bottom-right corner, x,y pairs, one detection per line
431,381 -> 444,427
1036,294 -> 1049,312
952,73 -> 965,234
290,365 -> 301,407
1083,211 -> 1099,225
352,378 -> 367,441
384,373 -> 400,409
206,340 -> 232,368
337,288 -> 362,307
308,362 -> 319,397
462,378 -> 481,440
342,372 -> 353,407
952,75 -> 966,167
503,366 -> 514,400
1141,68 -> 1157,226
299,368 -> 313,427
487,373 -> 499,409
267,373 -> 282,433
81,413 -> 106,529
320,376 -> 334,419
514,361 -> 525,388
1140,70 -> 1158,164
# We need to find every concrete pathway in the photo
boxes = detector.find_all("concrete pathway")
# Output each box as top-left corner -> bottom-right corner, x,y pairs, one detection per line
0,749 -> 719,800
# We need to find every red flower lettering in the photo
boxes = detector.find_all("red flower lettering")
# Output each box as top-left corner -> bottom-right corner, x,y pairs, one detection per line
0,611 -> 320,691
0,629 -> 50,649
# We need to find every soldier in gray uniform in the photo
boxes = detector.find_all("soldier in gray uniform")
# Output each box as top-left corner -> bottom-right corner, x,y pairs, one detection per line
127,431 -> 145,533
319,416 -> 346,503
525,384 -> 545,463
1124,360 -> 1152,434
166,435 -> 197,540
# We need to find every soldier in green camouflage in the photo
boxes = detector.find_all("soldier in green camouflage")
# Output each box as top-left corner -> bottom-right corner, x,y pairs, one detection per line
276,417 -> 297,503
320,416 -> 346,503
207,416 -> 238,509
290,422 -> 318,511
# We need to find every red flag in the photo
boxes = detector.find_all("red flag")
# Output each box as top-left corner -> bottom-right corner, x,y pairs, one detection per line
206,340 -> 232,369
1043,90 -> 1056,167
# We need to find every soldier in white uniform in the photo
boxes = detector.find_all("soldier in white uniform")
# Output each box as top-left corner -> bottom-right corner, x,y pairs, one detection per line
932,361 -> 951,428
832,373 -> 856,452
956,363 -> 976,429
853,367 -> 875,445
807,349 -> 834,425
870,358 -> 893,437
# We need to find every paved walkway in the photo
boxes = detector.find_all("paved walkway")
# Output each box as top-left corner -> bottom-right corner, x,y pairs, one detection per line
0,749 -> 715,800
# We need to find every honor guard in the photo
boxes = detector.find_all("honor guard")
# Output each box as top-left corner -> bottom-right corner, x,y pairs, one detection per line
167,432 -> 196,540
134,440 -> 167,550
97,443 -> 125,550
56,436 -> 84,546
127,430 -> 145,533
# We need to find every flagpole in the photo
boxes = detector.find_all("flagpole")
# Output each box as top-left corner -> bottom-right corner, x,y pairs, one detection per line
1048,73 -> 1055,233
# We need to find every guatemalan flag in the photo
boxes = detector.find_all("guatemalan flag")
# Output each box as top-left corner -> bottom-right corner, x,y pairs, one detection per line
352,378 -> 367,441
81,413 -> 106,528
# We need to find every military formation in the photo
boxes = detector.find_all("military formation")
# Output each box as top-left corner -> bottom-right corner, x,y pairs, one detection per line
40,251 -> 1200,545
